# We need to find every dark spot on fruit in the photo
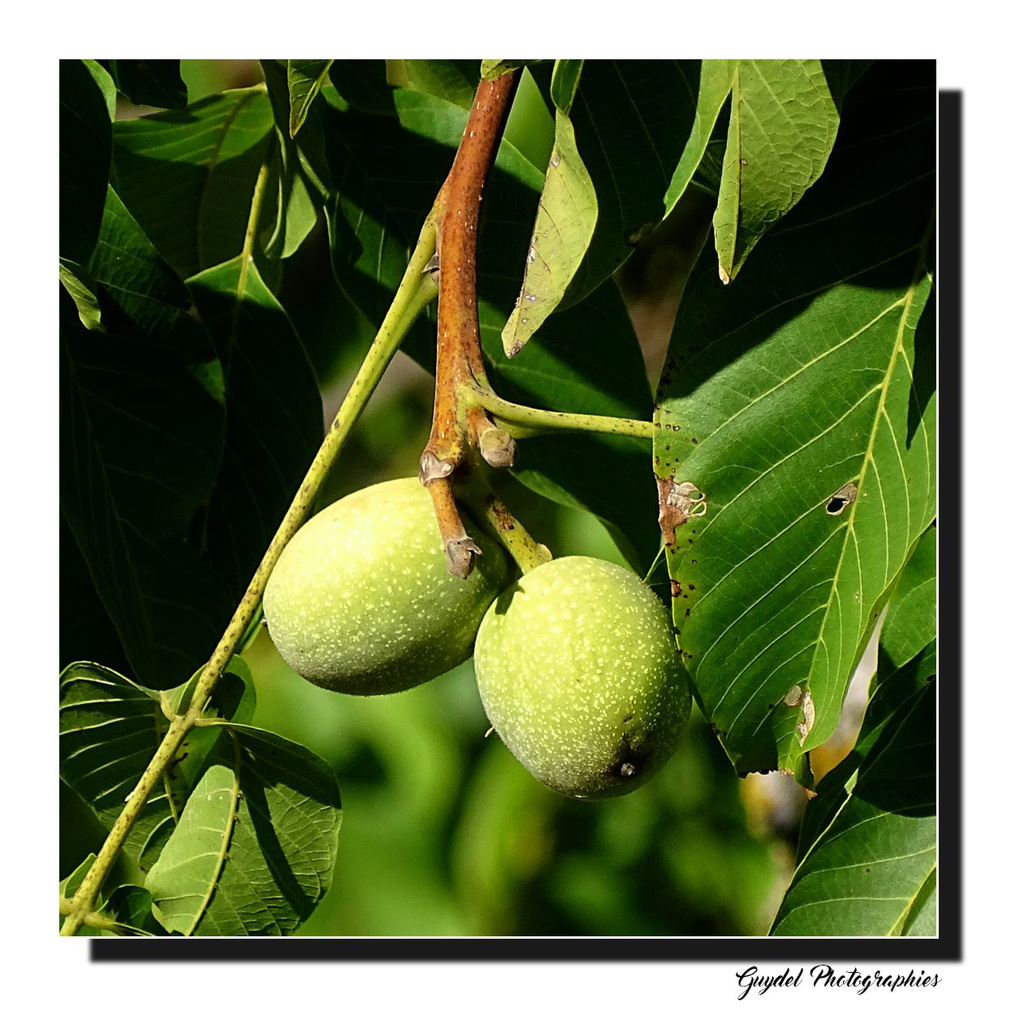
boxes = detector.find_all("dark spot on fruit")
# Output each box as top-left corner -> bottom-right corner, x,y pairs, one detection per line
608,735 -> 646,782
623,712 -> 634,724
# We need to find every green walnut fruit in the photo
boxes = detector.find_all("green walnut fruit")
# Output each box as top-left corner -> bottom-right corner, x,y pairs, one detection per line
264,477 -> 512,695
474,556 -> 691,799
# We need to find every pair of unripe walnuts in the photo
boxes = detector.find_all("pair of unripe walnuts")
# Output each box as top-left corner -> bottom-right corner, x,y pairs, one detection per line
264,478 -> 692,799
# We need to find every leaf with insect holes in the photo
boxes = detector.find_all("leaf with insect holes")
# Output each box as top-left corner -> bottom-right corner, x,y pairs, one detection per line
654,62 -> 935,778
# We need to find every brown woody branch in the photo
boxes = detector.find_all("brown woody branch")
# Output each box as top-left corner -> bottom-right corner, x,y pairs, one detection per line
419,71 -> 519,577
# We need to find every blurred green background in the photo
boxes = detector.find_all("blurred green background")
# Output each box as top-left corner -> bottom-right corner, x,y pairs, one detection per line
61,59 -> 817,937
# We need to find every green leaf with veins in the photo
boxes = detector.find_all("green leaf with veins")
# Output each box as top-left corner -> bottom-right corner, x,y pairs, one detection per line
774,529 -> 937,936
59,659 -> 255,873
502,59 -> 702,353
386,59 -> 479,108
259,60 -> 328,259
59,259 -> 103,331
654,61 -> 935,776
713,60 -> 839,283
111,87 -> 275,277
145,726 -> 342,936
286,59 -> 334,136
60,188 -> 230,687
878,524 -> 936,671
663,60 -> 735,213
771,676 -> 935,935
500,60 -> 597,357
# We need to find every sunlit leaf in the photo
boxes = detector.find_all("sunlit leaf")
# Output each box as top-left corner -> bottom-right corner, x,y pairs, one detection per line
84,59 -> 117,119
502,59 -> 702,352
386,59 -> 478,108
59,259 -> 103,331
663,60 -> 735,213
259,60 -> 328,259
713,60 -> 839,283
500,60 -> 597,357
286,59 -> 334,136
786,551 -> 937,933
146,726 -> 342,935
655,61 -> 935,775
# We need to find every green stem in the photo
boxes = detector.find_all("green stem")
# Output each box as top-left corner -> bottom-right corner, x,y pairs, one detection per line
60,216 -> 439,937
467,385 -> 655,440
235,160 -> 271,303
476,493 -> 552,575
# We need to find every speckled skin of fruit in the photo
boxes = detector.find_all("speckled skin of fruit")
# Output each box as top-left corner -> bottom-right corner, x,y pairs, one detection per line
474,556 -> 692,799
264,477 -> 512,694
